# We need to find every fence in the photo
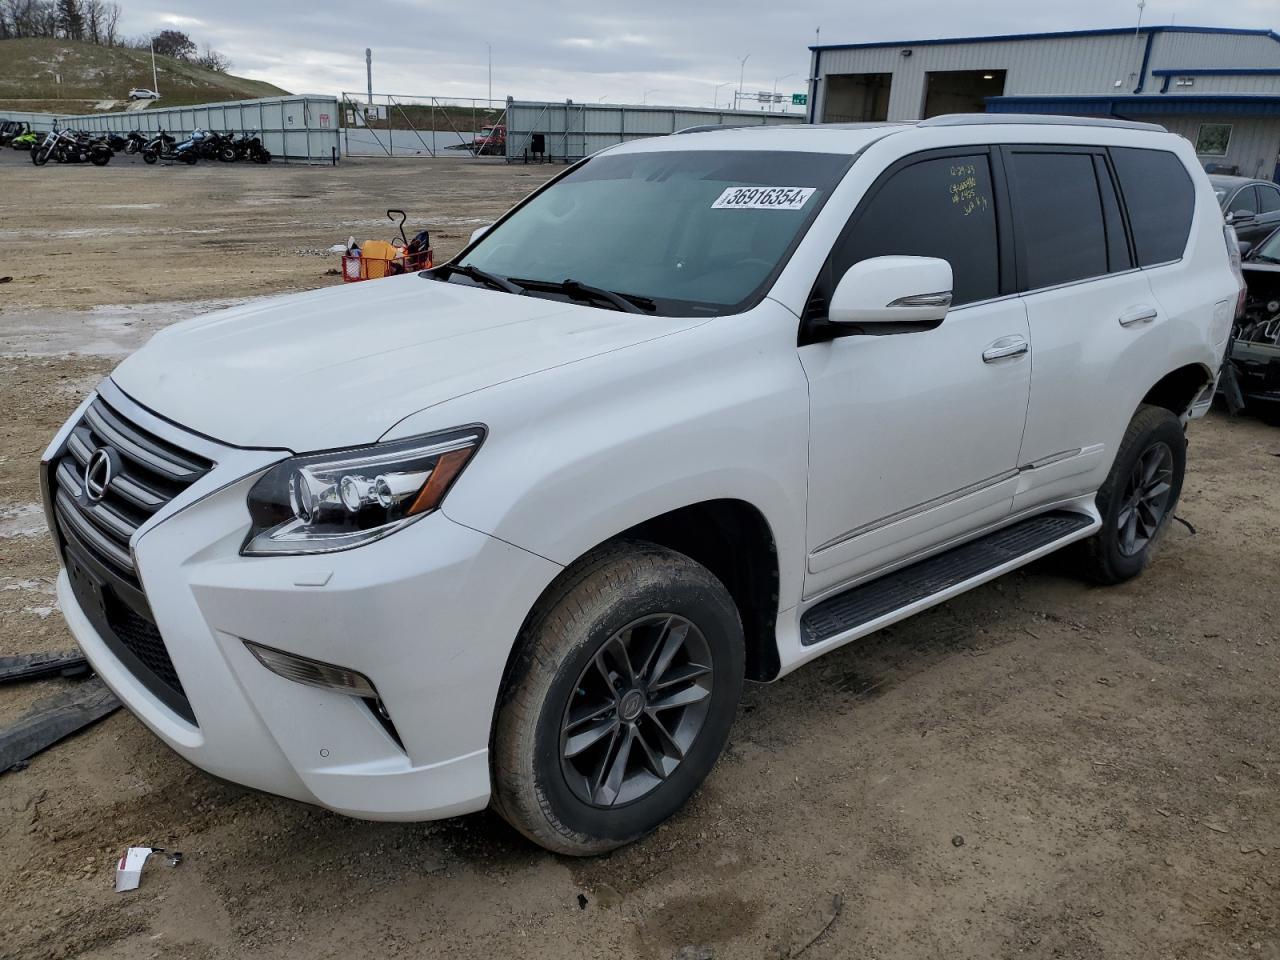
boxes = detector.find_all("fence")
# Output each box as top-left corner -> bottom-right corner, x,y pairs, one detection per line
0,109 -> 59,132
4,95 -> 341,162
504,100 -> 805,162
339,93 -> 506,157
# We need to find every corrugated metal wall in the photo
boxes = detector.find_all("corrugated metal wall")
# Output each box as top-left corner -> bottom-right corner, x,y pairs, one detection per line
504,101 -> 803,161
34,96 -> 341,161
813,30 -> 1280,123
1161,115 -> 1280,179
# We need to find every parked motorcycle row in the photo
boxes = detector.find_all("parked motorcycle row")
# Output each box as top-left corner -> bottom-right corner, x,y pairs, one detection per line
1,121 -> 272,167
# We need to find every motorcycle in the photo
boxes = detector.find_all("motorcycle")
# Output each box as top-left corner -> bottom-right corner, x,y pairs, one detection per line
123,130 -> 147,155
174,128 -> 238,164
0,120 -> 29,146
232,130 -> 271,163
141,130 -> 176,164
11,129 -> 41,151
31,128 -> 112,166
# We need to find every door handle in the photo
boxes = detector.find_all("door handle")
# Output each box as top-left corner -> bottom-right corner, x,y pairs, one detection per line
982,336 -> 1029,363
1118,305 -> 1158,327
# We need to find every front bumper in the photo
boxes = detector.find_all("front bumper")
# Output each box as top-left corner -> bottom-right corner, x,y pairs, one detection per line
49,387 -> 561,821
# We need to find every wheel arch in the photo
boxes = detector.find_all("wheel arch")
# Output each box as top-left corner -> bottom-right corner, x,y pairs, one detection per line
1142,362 -> 1215,418
494,498 -> 783,727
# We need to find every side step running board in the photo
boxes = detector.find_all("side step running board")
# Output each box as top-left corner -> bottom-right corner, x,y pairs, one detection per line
801,510 -> 1095,646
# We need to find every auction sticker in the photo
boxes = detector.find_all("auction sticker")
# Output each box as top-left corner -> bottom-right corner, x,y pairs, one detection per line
712,186 -> 815,210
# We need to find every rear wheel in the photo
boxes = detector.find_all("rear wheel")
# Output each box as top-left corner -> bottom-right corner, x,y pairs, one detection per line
1079,404 -> 1186,584
142,149 -> 157,164
491,541 -> 744,855
90,150 -> 110,166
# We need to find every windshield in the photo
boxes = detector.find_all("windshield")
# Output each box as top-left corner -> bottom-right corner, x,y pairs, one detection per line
459,149 -> 851,316
1254,229 -> 1280,262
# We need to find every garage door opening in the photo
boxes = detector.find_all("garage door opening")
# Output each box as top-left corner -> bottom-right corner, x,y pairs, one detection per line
822,73 -> 892,123
923,70 -> 1007,117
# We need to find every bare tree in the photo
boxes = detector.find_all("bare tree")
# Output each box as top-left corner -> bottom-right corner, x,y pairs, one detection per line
196,41 -> 231,72
100,0 -> 117,45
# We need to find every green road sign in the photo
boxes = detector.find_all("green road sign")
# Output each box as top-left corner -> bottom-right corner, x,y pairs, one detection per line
792,93 -> 808,105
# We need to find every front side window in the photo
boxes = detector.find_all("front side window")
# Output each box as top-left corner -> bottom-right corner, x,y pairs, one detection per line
1229,187 -> 1258,217
1257,184 -> 1280,215
826,154 -> 1000,306
1195,123 -> 1232,157
460,150 -> 851,316
1006,151 -> 1108,290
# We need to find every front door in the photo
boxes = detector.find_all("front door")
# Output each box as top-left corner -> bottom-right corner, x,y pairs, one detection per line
800,149 -> 1031,597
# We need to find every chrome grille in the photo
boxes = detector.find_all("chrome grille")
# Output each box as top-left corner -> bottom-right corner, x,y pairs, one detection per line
51,397 -> 213,588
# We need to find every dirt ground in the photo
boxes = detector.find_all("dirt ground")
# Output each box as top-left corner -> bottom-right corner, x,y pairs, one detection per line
0,155 -> 1278,960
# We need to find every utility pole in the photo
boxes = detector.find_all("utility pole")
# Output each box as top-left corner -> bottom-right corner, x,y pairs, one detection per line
150,39 -> 159,95
736,53 -> 750,111
365,48 -> 373,104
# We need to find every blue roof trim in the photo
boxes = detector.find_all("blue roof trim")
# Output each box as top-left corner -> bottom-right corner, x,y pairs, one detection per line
986,94 -> 1280,118
1152,68 -> 1280,76
811,24 -> 1280,53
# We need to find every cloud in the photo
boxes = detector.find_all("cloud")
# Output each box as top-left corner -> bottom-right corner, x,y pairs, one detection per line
113,0 -> 1278,108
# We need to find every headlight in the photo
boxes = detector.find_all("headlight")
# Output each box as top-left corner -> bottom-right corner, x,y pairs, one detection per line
241,427 -> 484,556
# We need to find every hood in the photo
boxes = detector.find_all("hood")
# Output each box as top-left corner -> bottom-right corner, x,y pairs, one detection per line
110,275 -> 703,450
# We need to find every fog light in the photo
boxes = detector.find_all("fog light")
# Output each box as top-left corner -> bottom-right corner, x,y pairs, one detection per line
243,640 -> 378,698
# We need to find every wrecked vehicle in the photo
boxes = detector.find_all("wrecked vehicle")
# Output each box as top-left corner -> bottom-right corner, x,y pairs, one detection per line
41,116 -> 1238,855
1221,226 -> 1280,419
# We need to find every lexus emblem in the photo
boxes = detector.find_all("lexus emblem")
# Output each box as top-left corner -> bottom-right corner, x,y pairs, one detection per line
83,448 -> 117,503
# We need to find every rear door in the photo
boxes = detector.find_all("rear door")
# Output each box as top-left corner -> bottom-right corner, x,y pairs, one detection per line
1006,145 -> 1186,512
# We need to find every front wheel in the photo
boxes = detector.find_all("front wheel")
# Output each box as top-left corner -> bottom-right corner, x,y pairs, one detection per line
1078,404 -> 1186,584
491,541 -> 744,855
90,150 -> 111,166
31,146 -> 49,166
142,149 -> 157,164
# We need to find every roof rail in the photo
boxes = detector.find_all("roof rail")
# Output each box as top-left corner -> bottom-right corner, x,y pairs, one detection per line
919,113 -> 1167,133
672,123 -> 759,135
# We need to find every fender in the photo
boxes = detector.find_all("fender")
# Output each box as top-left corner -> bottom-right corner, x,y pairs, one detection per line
382,300 -> 813,614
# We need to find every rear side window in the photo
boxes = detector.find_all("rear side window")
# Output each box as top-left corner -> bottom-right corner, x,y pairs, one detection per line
828,154 -> 1000,306
1259,184 -> 1280,214
1110,148 -> 1195,266
1006,151 -> 1108,289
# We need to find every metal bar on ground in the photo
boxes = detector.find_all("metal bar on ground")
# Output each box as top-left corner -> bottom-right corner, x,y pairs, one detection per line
0,651 -> 89,684
0,679 -> 120,773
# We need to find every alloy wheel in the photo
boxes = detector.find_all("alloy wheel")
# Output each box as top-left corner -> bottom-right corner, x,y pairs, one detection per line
559,614 -> 714,808
1116,441 -> 1174,557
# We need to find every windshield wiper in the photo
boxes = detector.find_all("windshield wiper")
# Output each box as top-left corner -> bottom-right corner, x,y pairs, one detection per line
432,263 -> 523,294
1252,254 -> 1280,265
511,277 -> 654,314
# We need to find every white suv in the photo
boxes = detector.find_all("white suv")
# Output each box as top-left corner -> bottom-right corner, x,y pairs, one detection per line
42,115 -> 1240,855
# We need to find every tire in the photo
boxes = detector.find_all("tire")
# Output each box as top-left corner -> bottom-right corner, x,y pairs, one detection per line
218,146 -> 237,162
1078,404 -> 1186,585
90,150 -> 110,166
142,149 -> 157,164
177,152 -> 197,165
491,541 -> 745,856
255,149 -> 271,164
31,146 -> 49,166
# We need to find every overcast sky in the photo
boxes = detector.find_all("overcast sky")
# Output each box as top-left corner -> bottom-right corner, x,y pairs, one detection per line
121,0 -> 1277,109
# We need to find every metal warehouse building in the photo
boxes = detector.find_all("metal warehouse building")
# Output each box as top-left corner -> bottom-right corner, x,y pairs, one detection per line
806,25 -> 1280,181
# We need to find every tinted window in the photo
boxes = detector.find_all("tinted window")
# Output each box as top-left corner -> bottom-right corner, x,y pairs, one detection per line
1110,147 -> 1195,266
1229,187 -> 1258,216
1258,184 -> 1280,215
1007,151 -> 1108,289
829,154 -> 999,306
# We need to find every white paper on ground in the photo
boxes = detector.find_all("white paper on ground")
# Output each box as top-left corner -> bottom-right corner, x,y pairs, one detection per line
114,846 -> 154,892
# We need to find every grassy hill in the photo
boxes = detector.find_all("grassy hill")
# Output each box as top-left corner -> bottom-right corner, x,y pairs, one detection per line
0,37 -> 289,113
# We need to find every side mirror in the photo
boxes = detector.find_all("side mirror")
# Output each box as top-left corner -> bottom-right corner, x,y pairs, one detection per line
1228,211 -> 1257,226
1238,240 -> 1253,258
469,224 -> 493,244
828,256 -> 954,329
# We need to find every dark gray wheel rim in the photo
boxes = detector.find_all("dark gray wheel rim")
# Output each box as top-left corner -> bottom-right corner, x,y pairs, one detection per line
1116,441 -> 1174,557
559,614 -> 713,808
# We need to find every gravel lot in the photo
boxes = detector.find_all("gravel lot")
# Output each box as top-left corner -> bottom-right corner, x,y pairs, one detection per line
0,155 -> 1277,960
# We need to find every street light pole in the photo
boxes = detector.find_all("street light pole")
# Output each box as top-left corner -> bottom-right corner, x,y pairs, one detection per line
487,43 -> 492,105
150,39 -> 159,95
712,81 -> 730,108
772,73 -> 796,113
736,53 -> 750,110
642,88 -> 659,104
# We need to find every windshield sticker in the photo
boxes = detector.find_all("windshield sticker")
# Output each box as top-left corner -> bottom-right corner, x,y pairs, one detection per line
712,186 -> 816,211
